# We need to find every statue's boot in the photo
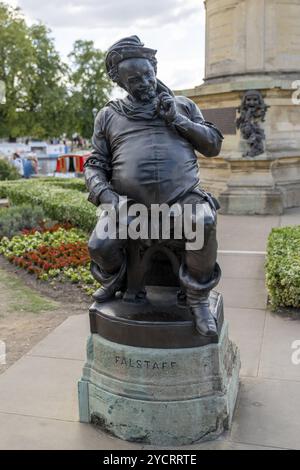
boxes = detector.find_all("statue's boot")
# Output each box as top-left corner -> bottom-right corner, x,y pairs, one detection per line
90,259 -> 126,303
190,296 -> 218,337
179,263 -> 221,337
92,286 -> 117,302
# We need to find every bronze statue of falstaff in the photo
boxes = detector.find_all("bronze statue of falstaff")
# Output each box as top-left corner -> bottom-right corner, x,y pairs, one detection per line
84,36 -> 224,337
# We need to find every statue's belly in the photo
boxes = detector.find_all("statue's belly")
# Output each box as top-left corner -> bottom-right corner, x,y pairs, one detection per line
111,147 -> 199,206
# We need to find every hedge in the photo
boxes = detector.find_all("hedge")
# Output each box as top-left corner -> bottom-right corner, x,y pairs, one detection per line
266,226 -> 300,309
0,178 -> 97,232
0,177 -> 86,197
36,177 -> 86,192
0,159 -> 21,181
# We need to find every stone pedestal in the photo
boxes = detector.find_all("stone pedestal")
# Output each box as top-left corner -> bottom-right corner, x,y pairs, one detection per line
187,80 -> 300,215
78,289 -> 240,446
218,156 -> 300,215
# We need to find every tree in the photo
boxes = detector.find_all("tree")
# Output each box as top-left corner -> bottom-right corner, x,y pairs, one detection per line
0,4 -> 112,140
0,3 -> 35,140
68,40 -> 113,138
26,23 -> 70,139
0,3 -> 69,140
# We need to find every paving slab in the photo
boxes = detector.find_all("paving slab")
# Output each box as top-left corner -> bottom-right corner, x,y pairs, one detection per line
0,209 -> 297,450
225,307 -> 266,377
280,207 -> 300,227
217,214 -> 280,252
195,441 -> 282,450
218,253 -> 265,280
230,378 -> 300,450
28,314 -> 89,361
154,441 -> 282,450
0,412 -> 143,450
258,311 -> 300,381
0,355 -> 83,421
218,277 -> 268,309
0,410 -> 280,450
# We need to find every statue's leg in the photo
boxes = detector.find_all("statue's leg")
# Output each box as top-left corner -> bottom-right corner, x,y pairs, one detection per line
178,193 -> 221,336
88,212 -> 127,302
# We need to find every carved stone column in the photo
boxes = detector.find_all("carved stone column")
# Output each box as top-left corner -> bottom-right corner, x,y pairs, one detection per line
177,0 -> 300,214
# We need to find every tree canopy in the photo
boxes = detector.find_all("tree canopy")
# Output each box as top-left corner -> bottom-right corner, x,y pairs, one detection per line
68,40 -> 112,139
0,2 -> 112,140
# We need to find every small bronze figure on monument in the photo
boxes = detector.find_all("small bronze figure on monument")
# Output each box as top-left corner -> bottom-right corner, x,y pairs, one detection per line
236,90 -> 269,158
84,36 -> 224,338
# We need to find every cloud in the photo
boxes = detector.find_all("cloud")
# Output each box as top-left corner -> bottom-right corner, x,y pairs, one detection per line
17,0 -> 198,29
5,0 -> 206,90
51,11 -> 205,89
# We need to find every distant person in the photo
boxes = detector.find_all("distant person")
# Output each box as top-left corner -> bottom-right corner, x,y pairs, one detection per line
78,136 -> 83,149
11,152 -> 24,177
23,153 -> 37,178
30,155 -> 39,175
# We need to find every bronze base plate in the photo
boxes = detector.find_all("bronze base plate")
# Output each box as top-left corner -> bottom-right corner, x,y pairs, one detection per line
89,287 -> 224,349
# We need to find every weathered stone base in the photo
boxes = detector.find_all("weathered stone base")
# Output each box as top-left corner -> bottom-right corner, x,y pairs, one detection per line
178,73 -> 300,215
78,322 -> 240,446
200,156 -> 300,215
219,187 -> 284,215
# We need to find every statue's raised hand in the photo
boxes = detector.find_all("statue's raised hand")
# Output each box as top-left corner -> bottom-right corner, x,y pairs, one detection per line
156,92 -> 178,124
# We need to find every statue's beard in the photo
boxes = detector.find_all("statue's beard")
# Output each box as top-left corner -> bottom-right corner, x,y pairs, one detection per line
133,87 -> 157,104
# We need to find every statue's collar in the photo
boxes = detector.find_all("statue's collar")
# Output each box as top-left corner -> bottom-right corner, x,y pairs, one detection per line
106,79 -> 174,121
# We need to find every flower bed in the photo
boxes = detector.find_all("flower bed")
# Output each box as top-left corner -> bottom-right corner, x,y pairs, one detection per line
10,242 -> 89,274
0,178 -> 100,295
0,226 -> 98,296
266,225 -> 300,310
21,222 -> 73,236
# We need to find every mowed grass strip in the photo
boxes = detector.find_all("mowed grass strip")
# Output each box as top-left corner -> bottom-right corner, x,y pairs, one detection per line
0,267 -> 59,314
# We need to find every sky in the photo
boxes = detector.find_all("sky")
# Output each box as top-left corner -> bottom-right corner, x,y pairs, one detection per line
4,0 -> 206,92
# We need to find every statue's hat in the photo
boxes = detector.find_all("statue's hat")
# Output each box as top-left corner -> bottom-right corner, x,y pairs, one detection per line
105,35 -> 157,81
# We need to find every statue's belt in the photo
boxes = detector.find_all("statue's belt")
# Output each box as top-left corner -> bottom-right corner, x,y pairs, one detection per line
117,188 -> 220,214
191,188 -> 220,211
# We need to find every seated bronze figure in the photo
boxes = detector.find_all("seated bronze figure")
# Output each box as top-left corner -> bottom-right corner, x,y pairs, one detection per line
84,36 -> 223,338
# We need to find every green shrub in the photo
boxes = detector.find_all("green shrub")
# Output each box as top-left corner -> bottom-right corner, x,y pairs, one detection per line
0,204 -> 46,239
2,182 -> 96,232
0,177 -> 87,198
266,226 -> 300,309
36,177 -> 87,192
0,181 -> 15,198
0,179 -> 36,198
0,159 -> 21,181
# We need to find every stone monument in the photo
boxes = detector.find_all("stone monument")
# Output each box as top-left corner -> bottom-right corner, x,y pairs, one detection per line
78,36 -> 240,446
177,0 -> 300,214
